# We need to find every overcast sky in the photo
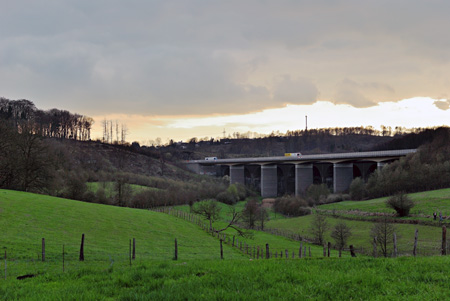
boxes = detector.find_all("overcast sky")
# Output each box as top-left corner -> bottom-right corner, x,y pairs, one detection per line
1,0 -> 450,143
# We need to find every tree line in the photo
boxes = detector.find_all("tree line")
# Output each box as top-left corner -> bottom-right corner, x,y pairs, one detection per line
0,97 -> 93,141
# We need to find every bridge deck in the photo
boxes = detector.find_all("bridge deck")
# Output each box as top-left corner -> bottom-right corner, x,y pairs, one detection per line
187,149 -> 417,165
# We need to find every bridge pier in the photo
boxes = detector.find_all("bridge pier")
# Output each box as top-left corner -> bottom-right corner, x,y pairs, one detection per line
295,164 -> 313,196
377,162 -> 387,170
229,165 -> 245,185
261,165 -> 277,198
333,163 -> 353,193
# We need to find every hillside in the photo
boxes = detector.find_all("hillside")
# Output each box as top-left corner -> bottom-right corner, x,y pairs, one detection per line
0,189 -> 246,262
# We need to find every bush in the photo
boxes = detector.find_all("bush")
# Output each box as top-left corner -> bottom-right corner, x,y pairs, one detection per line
325,194 -> 350,204
386,192 -> 415,217
306,184 -> 330,206
216,190 -> 237,205
273,196 -> 310,217
349,177 -> 366,200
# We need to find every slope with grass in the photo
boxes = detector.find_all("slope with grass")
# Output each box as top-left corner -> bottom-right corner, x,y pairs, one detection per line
266,189 -> 450,256
0,189 -> 246,263
2,257 -> 450,300
319,188 -> 450,218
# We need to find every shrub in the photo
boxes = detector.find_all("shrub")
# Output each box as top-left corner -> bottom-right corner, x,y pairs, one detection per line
325,194 -> 350,204
386,192 -> 415,217
216,191 -> 237,205
273,196 -> 310,217
349,177 -> 366,200
306,184 -> 330,206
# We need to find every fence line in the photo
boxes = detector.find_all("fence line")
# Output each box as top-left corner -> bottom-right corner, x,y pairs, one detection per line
150,207 -> 362,260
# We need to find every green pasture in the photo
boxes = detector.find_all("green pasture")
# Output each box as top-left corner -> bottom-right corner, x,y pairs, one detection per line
319,188 -> 450,217
0,189 -> 246,266
267,214 -> 445,256
174,198 -> 286,222
2,257 -> 450,300
167,203 -> 344,258
86,181 -> 159,198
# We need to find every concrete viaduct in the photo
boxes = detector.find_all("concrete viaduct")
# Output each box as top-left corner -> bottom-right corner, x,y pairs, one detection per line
186,149 -> 416,198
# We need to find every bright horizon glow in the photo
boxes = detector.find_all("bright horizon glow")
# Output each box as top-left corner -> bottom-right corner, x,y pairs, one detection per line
90,97 -> 450,145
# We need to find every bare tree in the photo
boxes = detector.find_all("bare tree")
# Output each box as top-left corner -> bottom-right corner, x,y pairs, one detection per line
371,217 -> 396,257
121,124 -> 128,144
242,199 -> 259,229
309,213 -> 329,245
192,200 -> 221,231
213,206 -> 248,237
331,222 -> 352,257
258,207 -> 269,231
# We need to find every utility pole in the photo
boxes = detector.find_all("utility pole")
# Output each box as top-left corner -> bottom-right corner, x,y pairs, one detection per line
305,115 -> 308,132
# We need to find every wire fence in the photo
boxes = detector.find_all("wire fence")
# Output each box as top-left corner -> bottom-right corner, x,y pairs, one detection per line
4,206 -> 448,280
152,206 -> 450,258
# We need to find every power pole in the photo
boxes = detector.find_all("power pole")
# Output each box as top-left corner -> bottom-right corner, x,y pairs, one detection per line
305,115 -> 308,132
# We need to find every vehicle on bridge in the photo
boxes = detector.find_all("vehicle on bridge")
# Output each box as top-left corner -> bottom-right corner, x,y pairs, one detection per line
205,157 -> 218,161
285,153 -> 302,157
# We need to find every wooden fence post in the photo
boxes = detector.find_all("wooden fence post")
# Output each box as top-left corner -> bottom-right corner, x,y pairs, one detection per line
4,250 -> 6,280
132,238 -> 136,260
62,244 -> 65,272
285,249 -> 288,259
350,245 -> 356,257
413,229 -> 419,257
42,238 -> 45,262
129,239 -> 132,266
373,236 -> 377,258
257,246 -> 260,259
266,244 -> 269,259
442,226 -> 447,255
79,234 -> 85,261
220,239 -> 223,260
323,244 -> 326,257
327,242 -> 331,257
174,238 -> 178,260
299,243 -> 302,258
393,233 -> 397,257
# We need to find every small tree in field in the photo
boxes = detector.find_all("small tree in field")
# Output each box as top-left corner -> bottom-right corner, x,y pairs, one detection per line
371,217 -> 396,257
386,192 -> 414,217
331,222 -> 352,257
242,199 -> 259,229
192,200 -> 221,231
309,213 -> 329,245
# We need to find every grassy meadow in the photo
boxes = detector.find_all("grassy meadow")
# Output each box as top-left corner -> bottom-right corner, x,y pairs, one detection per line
0,189 -> 247,264
2,257 -> 450,300
319,188 -> 450,218
2,188 -> 450,299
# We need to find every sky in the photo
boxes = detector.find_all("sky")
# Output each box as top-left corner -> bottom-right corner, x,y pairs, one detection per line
1,0 -> 450,144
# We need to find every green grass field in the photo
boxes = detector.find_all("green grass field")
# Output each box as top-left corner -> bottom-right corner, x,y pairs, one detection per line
2,189 -> 450,299
319,188 -> 450,217
86,181 -> 159,198
267,214 -> 444,256
2,257 -> 450,300
0,189 -> 247,265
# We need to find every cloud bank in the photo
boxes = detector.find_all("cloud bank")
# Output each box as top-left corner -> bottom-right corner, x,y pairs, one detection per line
2,0 -> 450,117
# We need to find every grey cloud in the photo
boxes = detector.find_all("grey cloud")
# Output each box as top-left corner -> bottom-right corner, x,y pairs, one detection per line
273,76 -> 319,105
1,0 -> 450,115
334,79 -> 384,108
434,100 -> 450,111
